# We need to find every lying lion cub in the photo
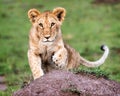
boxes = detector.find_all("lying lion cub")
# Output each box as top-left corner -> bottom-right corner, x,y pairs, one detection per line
27,7 -> 109,80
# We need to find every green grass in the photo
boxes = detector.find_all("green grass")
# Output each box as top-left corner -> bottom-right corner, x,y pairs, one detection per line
72,67 -> 109,79
0,0 -> 120,95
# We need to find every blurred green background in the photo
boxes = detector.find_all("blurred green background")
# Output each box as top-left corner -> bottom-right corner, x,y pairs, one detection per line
0,0 -> 120,95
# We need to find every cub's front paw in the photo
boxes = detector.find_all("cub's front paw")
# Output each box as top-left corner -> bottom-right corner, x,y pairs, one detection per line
52,52 -> 67,68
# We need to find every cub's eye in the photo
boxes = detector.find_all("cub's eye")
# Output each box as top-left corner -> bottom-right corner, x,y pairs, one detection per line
51,22 -> 55,27
39,23 -> 43,27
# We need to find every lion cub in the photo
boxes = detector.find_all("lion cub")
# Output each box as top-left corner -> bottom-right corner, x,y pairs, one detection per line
27,7 -> 109,79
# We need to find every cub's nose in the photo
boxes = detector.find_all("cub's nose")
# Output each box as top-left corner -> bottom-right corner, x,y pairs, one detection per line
45,35 -> 50,39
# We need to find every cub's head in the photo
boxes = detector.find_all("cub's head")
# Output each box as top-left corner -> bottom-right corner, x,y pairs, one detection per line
28,7 -> 66,42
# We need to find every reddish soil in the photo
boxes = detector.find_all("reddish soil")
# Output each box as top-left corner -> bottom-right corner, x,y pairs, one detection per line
92,0 -> 120,4
0,76 -> 7,91
13,70 -> 120,96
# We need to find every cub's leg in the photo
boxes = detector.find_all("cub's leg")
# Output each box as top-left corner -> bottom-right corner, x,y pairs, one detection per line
52,48 -> 68,68
28,50 -> 44,80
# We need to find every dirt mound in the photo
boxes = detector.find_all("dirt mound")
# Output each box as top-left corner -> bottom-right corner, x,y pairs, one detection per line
92,0 -> 120,4
13,70 -> 120,96
0,76 -> 7,91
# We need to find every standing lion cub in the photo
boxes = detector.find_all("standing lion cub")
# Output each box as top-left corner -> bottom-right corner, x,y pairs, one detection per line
27,7 -> 109,80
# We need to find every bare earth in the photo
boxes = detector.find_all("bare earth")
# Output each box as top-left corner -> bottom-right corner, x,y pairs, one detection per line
0,76 -> 7,91
92,0 -> 120,4
13,70 -> 120,96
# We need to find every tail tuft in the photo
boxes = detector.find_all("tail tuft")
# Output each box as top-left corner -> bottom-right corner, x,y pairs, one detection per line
101,45 -> 106,51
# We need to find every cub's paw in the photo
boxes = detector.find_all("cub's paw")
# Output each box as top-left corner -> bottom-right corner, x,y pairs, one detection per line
52,52 -> 67,68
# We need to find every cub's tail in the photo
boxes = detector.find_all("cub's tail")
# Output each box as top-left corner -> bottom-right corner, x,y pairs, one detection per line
80,45 -> 109,67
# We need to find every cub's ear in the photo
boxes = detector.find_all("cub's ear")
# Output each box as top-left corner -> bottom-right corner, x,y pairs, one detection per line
52,7 -> 66,22
28,8 -> 40,23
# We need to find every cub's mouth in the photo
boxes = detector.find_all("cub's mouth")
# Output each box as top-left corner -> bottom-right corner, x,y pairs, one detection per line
43,39 -> 54,42
43,40 -> 53,42
42,37 -> 56,43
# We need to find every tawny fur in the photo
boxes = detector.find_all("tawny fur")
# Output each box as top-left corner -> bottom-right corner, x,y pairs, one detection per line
27,7 -> 109,80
